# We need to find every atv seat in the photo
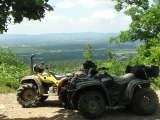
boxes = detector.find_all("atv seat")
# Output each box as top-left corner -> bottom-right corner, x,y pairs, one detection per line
55,75 -> 66,80
113,73 -> 135,85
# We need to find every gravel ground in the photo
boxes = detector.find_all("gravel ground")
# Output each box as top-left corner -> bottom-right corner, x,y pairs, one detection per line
0,91 -> 160,120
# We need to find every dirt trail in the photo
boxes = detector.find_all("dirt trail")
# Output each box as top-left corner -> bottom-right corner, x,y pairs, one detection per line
0,92 -> 160,120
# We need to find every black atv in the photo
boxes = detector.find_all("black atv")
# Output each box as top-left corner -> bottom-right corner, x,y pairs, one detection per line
59,64 -> 159,119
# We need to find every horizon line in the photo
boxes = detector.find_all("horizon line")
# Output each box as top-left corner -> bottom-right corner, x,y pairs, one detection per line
2,32 -> 119,36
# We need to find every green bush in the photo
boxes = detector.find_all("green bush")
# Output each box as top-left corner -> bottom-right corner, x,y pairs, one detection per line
0,48 -> 27,93
83,44 -> 93,61
97,59 -> 126,76
50,60 -> 82,74
152,77 -> 160,90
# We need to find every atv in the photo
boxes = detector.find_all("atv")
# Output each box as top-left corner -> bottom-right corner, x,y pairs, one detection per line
17,54 -> 68,108
59,62 -> 159,119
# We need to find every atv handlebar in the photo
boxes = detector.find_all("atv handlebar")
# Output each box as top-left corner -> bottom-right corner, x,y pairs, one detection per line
31,54 -> 36,73
30,54 -> 42,73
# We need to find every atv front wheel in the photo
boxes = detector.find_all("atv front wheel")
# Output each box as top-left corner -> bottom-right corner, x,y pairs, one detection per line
131,88 -> 158,115
78,91 -> 106,119
17,84 -> 39,108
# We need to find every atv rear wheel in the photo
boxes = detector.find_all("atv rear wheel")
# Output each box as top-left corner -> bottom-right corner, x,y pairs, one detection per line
17,84 -> 39,108
131,88 -> 158,115
78,91 -> 106,119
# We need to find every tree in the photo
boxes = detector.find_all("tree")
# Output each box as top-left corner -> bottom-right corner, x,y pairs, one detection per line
0,0 -> 53,33
83,44 -> 93,60
154,0 -> 160,4
133,35 -> 160,65
114,0 -> 150,12
106,49 -> 114,60
113,0 -> 160,44
112,0 -> 160,65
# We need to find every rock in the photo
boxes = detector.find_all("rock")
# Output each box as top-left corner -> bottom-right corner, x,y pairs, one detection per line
0,104 -> 5,109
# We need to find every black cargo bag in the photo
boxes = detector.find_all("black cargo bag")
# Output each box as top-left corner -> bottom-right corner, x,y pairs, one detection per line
126,65 -> 159,80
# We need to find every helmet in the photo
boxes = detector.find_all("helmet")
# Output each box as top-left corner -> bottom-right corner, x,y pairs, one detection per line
33,63 -> 45,73
83,60 -> 97,70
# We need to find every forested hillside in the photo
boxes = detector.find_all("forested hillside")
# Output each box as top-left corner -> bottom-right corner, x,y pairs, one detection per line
0,33 -> 138,63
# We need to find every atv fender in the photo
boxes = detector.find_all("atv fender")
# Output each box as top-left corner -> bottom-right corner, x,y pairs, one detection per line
75,80 -> 102,90
125,79 -> 150,100
71,80 -> 111,107
21,75 -> 44,95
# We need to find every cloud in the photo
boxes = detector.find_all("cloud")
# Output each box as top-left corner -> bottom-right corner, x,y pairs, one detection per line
56,0 -> 113,9
78,10 -> 116,26
76,10 -> 131,32
91,10 -> 116,20
56,0 -> 75,9
6,0 -> 131,34
7,10 -> 131,34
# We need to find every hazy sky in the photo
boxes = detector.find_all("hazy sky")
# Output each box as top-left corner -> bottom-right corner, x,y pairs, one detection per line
7,0 -> 131,34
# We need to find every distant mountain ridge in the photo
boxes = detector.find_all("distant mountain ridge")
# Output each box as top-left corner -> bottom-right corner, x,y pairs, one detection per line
0,33 -> 117,47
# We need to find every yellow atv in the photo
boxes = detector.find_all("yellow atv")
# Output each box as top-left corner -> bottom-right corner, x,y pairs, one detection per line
17,54 -> 66,108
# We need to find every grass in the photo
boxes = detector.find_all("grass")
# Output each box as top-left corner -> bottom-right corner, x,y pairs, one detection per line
0,86 -> 15,93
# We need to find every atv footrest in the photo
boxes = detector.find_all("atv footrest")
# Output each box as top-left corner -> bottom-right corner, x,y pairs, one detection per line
42,94 -> 49,96
106,106 -> 125,110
